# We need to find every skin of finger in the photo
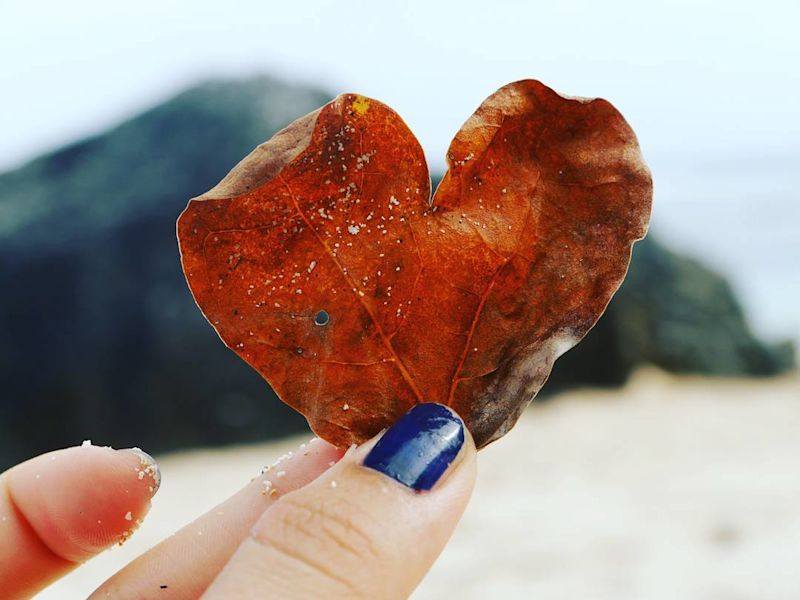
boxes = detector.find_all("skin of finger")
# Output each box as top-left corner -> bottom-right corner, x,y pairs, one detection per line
0,446 -> 159,598
92,439 -> 344,600
204,428 -> 478,600
0,483 -> 71,600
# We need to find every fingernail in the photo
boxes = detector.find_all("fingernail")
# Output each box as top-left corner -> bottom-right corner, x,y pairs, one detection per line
363,403 -> 464,491
120,447 -> 162,494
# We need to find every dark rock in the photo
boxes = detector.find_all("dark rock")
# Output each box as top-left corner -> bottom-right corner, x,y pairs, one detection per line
546,236 -> 795,392
0,77 -> 793,468
0,77 -> 329,469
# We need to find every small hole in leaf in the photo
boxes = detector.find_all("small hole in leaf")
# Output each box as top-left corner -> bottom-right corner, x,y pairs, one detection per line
314,310 -> 330,326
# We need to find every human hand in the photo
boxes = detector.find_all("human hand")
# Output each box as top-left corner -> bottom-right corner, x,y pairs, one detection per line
0,403 -> 476,599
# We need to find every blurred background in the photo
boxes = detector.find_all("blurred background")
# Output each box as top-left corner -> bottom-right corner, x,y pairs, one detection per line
1,1 -> 798,598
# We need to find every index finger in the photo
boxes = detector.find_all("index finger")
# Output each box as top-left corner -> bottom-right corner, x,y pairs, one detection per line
0,444 -> 160,599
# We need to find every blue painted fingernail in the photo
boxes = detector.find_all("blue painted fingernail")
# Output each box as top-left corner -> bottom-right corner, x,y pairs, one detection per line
363,403 -> 465,491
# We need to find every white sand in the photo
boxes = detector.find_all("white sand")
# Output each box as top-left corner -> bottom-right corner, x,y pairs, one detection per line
39,369 -> 800,599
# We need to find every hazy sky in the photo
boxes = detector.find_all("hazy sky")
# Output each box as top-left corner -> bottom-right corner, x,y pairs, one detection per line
2,0 -> 798,171
2,0 -> 798,343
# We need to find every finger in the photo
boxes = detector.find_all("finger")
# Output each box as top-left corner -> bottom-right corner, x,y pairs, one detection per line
0,443 -> 160,599
92,438 -> 344,599
205,404 -> 477,600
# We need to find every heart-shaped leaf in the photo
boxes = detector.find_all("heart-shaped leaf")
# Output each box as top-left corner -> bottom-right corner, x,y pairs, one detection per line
177,80 -> 652,448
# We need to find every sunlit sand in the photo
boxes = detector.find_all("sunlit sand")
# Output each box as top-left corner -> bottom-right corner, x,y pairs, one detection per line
40,369 -> 800,599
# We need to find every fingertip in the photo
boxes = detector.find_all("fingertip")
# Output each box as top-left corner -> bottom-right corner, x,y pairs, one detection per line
118,447 -> 161,495
359,403 -> 475,492
6,443 -> 160,562
206,410 -> 477,599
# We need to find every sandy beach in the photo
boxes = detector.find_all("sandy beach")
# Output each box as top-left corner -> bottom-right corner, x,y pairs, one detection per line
38,369 -> 800,599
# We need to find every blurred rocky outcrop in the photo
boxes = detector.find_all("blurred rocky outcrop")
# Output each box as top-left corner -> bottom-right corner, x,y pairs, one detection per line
0,77 -> 793,468
547,236 -> 795,391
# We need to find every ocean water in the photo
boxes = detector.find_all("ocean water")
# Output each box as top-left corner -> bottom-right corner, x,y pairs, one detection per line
649,153 -> 799,348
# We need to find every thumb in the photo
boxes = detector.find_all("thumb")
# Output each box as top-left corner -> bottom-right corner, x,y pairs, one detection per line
204,403 -> 477,599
